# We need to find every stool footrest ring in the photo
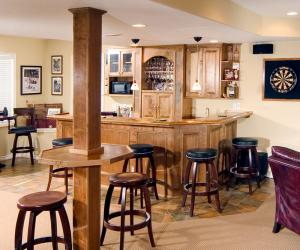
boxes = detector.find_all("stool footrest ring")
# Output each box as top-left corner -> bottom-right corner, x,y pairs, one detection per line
183,182 -> 218,196
230,167 -> 259,178
104,210 -> 150,232
20,236 -> 65,249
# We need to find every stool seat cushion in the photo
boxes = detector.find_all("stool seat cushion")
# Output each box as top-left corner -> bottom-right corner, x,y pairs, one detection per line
129,144 -> 153,154
52,138 -> 73,147
232,137 -> 258,146
109,172 -> 148,187
186,148 -> 217,159
10,126 -> 37,134
17,191 -> 67,211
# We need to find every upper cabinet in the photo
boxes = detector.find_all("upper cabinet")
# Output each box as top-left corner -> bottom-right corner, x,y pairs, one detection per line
107,49 -> 134,76
185,45 -> 220,98
185,43 -> 240,99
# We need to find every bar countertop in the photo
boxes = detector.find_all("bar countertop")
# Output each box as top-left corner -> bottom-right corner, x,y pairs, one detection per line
49,111 -> 252,127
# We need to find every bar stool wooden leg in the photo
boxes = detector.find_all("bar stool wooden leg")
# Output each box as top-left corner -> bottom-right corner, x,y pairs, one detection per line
248,148 -> 253,194
206,163 -> 212,203
100,184 -> 114,246
57,206 -> 72,250
135,157 -> 139,196
149,154 -> 159,200
141,185 -> 156,247
129,187 -> 134,236
182,159 -> 192,207
64,169 -> 69,195
50,211 -> 58,250
12,134 -> 18,167
190,162 -> 198,217
46,166 -> 53,191
254,148 -> 261,188
15,210 -> 26,250
120,187 -> 127,250
211,161 -> 222,213
28,133 -> 34,165
27,211 -> 37,250
122,159 -> 129,172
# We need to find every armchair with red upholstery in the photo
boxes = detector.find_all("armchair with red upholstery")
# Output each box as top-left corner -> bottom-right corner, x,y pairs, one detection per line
268,146 -> 300,235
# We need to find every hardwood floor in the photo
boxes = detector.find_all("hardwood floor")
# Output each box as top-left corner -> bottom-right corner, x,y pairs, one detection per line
0,158 -> 274,222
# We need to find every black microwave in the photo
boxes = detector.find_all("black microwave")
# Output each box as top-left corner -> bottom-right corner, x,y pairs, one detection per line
110,81 -> 132,94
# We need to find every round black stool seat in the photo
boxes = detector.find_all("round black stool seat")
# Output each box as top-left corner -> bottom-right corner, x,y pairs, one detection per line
186,148 -> 217,160
101,172 -> 155,250
232,137 -> 257,147
52,137 -> 73,147
15,191 -> 72,249
129,144 -> 153,154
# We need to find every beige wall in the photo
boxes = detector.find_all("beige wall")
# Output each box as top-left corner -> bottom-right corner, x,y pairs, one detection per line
194,40 -> 300,153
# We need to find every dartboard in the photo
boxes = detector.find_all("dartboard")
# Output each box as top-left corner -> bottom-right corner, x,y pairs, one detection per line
270,66 -> 297,93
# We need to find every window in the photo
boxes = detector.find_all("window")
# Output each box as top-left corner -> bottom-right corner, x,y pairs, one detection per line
0,54 -> 15,118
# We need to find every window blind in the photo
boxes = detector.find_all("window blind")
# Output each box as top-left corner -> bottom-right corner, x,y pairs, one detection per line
0,54 -> 15,117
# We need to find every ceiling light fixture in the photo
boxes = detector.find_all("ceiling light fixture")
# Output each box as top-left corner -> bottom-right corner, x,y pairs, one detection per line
104,33 -> 122,37
132,24 -> 146,28
192,36 -> 202,92
287,11 -> 298,16
131,38 -> 140,91
209,40 -> 218,43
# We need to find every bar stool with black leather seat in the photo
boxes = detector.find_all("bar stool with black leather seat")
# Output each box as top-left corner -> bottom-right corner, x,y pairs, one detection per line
227,137 -> 260,194
15,191 -> 72,250
121,144 -> 159,207
46,138 -> 73,195
100,172 -> 155,250
182,148 -> 221,217
9,108 -> 37,166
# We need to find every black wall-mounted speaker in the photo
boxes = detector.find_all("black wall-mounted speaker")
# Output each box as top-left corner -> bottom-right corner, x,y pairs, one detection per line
253,43 -> 273,54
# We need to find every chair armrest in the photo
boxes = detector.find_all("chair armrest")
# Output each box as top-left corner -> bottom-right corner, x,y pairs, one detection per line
272,146 -> 300,164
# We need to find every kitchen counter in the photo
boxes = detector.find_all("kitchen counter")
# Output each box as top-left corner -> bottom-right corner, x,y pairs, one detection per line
49,111 -> 252,127
50,111 -> 252,196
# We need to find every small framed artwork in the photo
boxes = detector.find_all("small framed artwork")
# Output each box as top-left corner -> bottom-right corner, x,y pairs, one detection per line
21,66 -> 42,95
224,69 -> 234,80
51,76 -> 63,95
51,55 -> 63,74
264,58 -> 300,100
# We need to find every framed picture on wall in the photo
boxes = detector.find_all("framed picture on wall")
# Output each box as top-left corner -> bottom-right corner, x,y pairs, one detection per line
264,59 -> 300,100
51,55 -> 63,74
51,76 -> 63,95
20,65 -> 42,95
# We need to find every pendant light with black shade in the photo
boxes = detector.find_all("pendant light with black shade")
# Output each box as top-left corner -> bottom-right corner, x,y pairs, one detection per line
130,38 -> 140,91
192,36 -> 202,92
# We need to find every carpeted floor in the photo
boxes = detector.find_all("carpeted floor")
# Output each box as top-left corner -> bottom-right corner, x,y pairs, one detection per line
1,190 -> 300,249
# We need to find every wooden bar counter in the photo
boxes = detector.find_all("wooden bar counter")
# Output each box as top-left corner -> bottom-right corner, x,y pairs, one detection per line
50,111 -> 252,196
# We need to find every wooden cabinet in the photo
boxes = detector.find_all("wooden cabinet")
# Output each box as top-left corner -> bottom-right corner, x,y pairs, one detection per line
203,47 -> 220,98
142,91 -> 173,120
185,45 -> 220,98
107,49 -> 134,76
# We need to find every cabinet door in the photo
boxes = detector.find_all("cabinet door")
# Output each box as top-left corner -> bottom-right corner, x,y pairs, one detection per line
203,47 -> 220,98
121,51 -> 133,76
157,93 -> 173,120
108,51 -> 120,76
185,46 -> 203,97
142,92 -> 157,119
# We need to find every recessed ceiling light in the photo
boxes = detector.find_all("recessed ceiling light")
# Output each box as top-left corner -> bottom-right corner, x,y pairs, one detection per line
209,40 -> 218,43
132,24 -> 146,28
287,11 -> 298,16
104,33 -> 122,37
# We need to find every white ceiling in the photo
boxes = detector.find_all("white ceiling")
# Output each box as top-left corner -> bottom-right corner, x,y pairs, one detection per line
232,0 -> 300,17
0,0 -> 298,46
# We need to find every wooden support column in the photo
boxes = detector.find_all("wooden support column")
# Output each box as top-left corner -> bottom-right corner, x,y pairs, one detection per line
69,7 -> 106,250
